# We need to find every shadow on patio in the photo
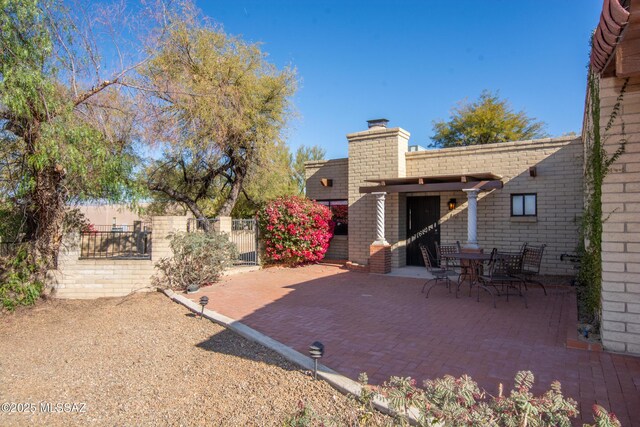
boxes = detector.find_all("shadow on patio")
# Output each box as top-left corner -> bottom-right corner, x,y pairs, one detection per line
189,264 -> 640,426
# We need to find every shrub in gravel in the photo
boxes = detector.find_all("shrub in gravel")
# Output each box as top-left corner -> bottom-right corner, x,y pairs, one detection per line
290,371 -> 621,427
154,232 -> 237,290
257,196 -> 333,265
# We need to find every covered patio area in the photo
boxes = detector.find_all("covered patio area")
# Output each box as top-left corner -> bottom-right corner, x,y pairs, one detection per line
189,264 -> 640,426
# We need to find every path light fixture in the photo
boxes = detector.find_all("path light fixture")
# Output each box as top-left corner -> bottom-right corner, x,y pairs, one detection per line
448,198 -> 457,211
309,341 -> 324,380
199,296 -> 209,319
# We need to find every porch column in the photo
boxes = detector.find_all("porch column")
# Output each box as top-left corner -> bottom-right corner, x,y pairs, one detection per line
462,189 -> 480,249
370,192 -> 391,273
372,192 -> 388,244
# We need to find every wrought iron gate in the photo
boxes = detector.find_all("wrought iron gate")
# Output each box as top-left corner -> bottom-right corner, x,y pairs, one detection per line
231,219 -> 258,265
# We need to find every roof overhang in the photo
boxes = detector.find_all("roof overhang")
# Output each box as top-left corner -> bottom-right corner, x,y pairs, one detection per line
359,172 -> 503,194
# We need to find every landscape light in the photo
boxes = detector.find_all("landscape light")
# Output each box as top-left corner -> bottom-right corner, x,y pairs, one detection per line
308,341 -> 324,380
199,296 -> 209,319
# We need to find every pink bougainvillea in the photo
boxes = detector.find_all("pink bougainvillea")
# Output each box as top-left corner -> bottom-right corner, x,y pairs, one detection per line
257,196 -> 334,265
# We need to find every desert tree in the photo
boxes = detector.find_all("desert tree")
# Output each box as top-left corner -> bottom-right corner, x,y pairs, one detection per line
431,90 -> 548,148
140,15 -> 297,228
0,0 -> 172,269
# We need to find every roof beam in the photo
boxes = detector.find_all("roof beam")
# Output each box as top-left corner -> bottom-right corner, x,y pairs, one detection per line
359,180 -> 503,194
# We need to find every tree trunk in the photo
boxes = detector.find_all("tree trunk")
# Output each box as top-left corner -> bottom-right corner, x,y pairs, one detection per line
32,166 -> 67,271
148,182 -> 212,232
217,169 -> 246,217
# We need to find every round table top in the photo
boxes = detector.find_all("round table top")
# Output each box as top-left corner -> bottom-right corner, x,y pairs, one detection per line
442,252 -> 493,260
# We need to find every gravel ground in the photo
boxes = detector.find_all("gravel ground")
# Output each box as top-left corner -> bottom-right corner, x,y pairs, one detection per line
0,292 -> 391,426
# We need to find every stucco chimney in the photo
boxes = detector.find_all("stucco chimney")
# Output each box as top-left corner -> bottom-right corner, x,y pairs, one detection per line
367,118 -> 389,129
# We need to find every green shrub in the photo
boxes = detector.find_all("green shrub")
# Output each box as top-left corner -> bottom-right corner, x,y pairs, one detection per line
154,232 -> 237,290
287,371 -> 621,427
374,370 -> 619,427
0,245 -> 43,311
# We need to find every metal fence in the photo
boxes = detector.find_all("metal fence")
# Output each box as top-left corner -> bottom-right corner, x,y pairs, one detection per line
186,217 -> 258,266
231,219 -> 258,266
80,225 -> 151,259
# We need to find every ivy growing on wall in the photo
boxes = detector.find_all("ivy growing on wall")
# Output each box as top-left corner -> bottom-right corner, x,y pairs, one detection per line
578,71 -> 628,322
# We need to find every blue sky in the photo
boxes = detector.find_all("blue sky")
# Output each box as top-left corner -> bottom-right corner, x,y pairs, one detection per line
197,1 -> 602,159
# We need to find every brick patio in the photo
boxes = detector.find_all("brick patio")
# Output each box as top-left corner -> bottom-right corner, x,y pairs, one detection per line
190,264 -> 640,425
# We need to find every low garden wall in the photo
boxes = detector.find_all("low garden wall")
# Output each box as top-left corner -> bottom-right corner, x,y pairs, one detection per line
48,216 -> 189,299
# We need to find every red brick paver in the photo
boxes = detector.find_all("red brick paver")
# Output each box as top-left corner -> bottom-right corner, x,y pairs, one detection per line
190,265 -> 640,426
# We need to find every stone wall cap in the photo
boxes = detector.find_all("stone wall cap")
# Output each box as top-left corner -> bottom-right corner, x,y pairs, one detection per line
406,135 -> 581,159
304,158 -> 348,167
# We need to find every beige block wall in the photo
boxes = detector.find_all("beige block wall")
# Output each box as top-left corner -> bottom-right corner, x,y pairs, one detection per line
599,75 -> 640,355
347,127 -> 410,267
49,215 -> 189,299
305,158 -> 349,200
406,137 -> 583,275
326,235 -> 348,260
305,159 -> 349,260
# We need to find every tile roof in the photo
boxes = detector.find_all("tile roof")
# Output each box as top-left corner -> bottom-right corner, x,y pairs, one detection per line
590,0 -> 631,73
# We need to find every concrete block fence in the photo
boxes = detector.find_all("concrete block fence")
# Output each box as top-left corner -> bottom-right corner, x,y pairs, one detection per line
49,215 -> 189,299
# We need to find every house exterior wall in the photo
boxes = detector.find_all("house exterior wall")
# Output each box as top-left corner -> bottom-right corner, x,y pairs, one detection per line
305,128 -> 583,275
49,216 -> 188,299
347,127 -> 409,267
599,75 -> 640,354
305,158 -> 348,201
406,137 -> 584,275
305,159 -> 349,260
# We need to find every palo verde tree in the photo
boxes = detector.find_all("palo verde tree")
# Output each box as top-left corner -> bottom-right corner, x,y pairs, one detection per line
140,15 -> 296,228
431,90 -> 548,148
0,0 -> 150,271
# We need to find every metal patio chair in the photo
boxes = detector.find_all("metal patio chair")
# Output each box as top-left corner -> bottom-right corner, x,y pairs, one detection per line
436,241 -> 460,270
454,241 -> 476,287
518,244 -> 547,295
420,244 -> 455,298
478,249 -> 528,308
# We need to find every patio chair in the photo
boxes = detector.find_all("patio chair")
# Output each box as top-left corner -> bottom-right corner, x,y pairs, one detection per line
455,241 -> 475,286
435,241 -> 460,270
478,249 -> 528,308
518,244 -> 547,295
419,244 -> 455,298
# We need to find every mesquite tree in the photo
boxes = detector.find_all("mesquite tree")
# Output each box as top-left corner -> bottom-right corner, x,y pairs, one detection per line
0,0 -> 156,270
431,90 -> 548,148
140,17 -> 296,228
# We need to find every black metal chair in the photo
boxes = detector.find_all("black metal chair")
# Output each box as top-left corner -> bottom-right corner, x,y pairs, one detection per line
478,250 -> 528,308
435,241 -> 460,270
518,244 -> 547,295
420,244 -> 455,298
455,241 -> 476,287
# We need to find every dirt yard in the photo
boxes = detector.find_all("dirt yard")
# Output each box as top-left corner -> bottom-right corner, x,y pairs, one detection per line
0,292 -> 386,426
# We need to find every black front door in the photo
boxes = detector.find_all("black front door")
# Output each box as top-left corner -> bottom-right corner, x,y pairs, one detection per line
406,196 -> 440,266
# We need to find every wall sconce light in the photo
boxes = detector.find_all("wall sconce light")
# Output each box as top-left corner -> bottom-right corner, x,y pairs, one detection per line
529,166 -> 537,177
320,178 -> 333,187
448,198 -> 457,211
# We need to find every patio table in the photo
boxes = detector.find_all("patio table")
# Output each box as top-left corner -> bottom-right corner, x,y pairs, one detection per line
442,252 -> 494,302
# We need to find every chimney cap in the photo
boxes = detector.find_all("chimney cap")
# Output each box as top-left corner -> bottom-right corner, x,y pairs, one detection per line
367,118 -> 389,129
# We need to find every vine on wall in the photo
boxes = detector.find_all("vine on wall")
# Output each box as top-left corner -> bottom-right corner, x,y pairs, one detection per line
578,71 -> 628,322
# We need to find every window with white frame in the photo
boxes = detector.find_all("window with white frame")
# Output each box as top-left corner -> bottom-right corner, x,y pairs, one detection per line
511,194 -> 537,217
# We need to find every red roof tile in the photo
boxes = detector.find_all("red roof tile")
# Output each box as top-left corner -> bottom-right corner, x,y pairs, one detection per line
590,0 -> 631,73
